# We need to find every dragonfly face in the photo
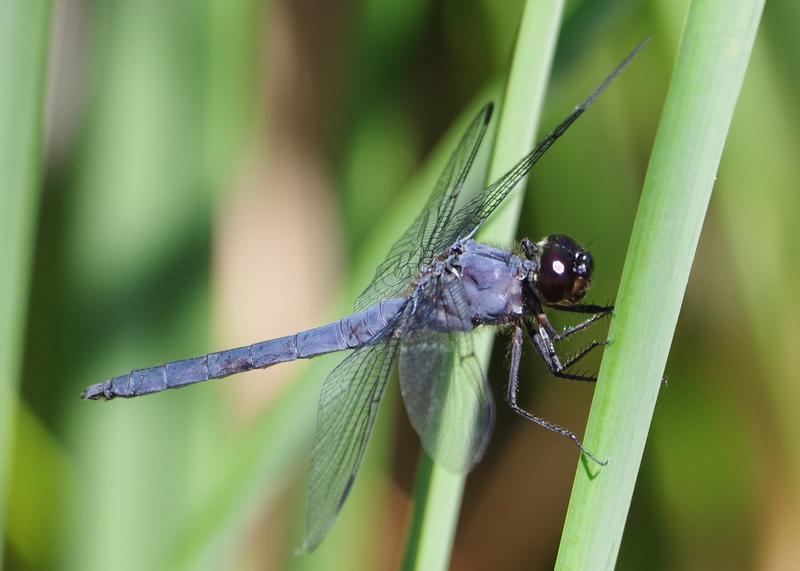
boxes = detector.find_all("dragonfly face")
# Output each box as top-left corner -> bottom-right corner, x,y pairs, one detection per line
532,234 -> 594,306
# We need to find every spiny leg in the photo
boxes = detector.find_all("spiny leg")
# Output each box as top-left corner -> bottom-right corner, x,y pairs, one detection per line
552,304 -> 667,387
506,325 -> 606,466
520,237 -> 538,259
525,321 -> 598,383
561,340 -> 610,370
544,301 -> 613,342
550,302 -> 614,315
552,311 -> 611,342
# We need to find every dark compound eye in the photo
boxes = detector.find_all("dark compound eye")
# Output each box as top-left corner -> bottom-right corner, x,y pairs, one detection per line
535,235 -> 594,304
537,245 -> 575,303
575,251 -> 593,276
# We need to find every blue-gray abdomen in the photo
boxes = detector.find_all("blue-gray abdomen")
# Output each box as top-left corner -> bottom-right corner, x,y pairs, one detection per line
83,298 -> 407,400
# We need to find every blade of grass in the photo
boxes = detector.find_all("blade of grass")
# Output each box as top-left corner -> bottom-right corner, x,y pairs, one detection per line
555,1 -> 765,568
402,2 -> 565,569
0,0 -> 52,560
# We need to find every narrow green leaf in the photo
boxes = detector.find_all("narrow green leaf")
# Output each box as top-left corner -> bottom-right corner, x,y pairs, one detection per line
402,2 -> 565,569
0,0 -> 53,561
555,1 -> 764,568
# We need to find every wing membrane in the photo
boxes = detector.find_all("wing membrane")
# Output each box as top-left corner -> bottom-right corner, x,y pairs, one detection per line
430,38 -> 649,254
399,273 -> 495,473
300,338 -> 398,553
399,331 -> 494,473
354,103 -> 493,311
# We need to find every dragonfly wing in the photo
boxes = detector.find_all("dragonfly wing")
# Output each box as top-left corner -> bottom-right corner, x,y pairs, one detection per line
354,103 -> 493,312
399,331 -> 495,473
300,337 -> 398,553
429,39 -> 648,254
399,273 -> 495,473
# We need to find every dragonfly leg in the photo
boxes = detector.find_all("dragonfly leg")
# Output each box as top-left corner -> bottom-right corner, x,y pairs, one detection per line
545,302 -> 613,342
526,320 -> 598,383
550,302 -> 614,315
520,237 -> 539,259
561,340 -> 609,370
506,325 -> 606,466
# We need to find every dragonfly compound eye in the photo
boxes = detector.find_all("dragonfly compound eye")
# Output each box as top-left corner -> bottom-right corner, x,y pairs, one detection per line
570,251 -> 593,302
536,235 -> 593,304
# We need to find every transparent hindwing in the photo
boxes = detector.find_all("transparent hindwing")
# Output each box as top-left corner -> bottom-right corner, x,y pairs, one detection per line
399,272 -> 495,473
300,336 -> 398,553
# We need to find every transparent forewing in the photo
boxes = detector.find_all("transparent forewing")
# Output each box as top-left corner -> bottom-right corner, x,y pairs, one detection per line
430,103 -> 586,253
399,274 -> 495,473
429,40 -> 648,254
301,337 -> 398,553
354,103 -> 493,312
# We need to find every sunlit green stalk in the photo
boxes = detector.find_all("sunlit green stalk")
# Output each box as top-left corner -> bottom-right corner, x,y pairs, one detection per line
401,2 -> 565,569
555,1 -> 764,568
0,0 -> 53,560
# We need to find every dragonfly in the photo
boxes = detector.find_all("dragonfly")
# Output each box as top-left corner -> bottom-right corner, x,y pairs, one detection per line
83,40 -> 647,552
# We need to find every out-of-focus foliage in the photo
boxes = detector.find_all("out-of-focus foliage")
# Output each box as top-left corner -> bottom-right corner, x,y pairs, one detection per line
0,0 -> 53,566
2,0 -> 798,570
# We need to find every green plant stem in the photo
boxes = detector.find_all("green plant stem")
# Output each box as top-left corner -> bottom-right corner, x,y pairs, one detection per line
0,0 -> 53,560
401,2 -> 565,569
555,1 -> 764,568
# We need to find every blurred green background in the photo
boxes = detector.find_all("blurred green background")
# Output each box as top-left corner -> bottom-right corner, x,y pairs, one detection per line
2,0 -> 798,569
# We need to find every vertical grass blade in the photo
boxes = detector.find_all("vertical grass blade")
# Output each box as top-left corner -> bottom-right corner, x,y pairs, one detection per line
0,0 -> 52,561
402,2 -> 565,569
555,1 -> 765,568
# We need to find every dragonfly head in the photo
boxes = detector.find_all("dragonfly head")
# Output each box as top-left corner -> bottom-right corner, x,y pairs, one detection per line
533,234 -> 593,305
